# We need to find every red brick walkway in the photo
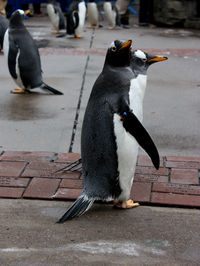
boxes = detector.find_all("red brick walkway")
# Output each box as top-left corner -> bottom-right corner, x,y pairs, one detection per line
0,150 -> 200,207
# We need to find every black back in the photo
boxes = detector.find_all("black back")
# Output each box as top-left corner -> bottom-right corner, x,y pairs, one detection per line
0,14 -> 8,50
66,0 -> 80,34
8,10 -> 42,88
81,40 -> 133,199
53,1 -> 66,30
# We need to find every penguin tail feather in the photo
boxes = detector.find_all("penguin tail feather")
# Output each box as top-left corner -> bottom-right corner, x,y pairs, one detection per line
57,194 -> 95,223
41,83 -> 63,95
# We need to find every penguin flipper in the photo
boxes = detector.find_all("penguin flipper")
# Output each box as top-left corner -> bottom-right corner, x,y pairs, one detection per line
40,83 -> 63,95
8,37 -> 18,79
118,98 -> 160,170
57,194 -> 94,223
73,11 -> 79,30
112,3 -> 120,26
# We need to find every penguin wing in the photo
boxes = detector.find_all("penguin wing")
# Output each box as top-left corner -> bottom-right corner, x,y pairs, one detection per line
53,5 -> 58,14
73,11 -> 79,30
116,97 -> 160,169
55,6 -> 65,29
0,15 -> 8,49
111,2 -> 120,26
8,36 -> 19,79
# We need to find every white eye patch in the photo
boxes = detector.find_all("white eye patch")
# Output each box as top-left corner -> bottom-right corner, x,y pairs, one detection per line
17,9 -> 25,15
134,50 -> 147,60
109,41 -> 115,48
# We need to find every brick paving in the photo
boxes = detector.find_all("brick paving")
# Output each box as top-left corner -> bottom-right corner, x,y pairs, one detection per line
0,150 -> 199,207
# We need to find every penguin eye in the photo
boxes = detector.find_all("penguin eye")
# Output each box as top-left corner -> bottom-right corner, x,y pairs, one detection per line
111,46 -> 117,52
142,58 -> 147,62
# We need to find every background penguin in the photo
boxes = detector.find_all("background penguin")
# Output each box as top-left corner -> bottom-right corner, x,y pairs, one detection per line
46,0 -> 65,34
131,49 -> 168,79
87,0 -> 99,28
58,40 -> 160,223
0,13 -> 8,52
3,9 -> 63,94
128,49 -> 168,137
66,0 -> 86,38
103,0 -> 120,29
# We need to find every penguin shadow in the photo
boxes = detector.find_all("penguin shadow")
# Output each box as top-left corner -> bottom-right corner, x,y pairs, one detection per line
3,92 -> 56,121
68,202 -> 132,222
82,202 -> 141,224
34,39 -> 50,48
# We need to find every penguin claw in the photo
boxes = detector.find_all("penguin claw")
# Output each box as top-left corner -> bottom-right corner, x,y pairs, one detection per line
52,28 -> 59,34
88,24 -> 99,29
114,199 -> 139,209
75,35 -> 83,39
10,88 -> 27,94
52,31 -> 59,35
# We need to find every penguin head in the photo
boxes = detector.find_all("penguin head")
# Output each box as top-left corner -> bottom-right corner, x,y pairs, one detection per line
9,9 -> 26,26
105,40 -> 132,67
131,50 -> 168,74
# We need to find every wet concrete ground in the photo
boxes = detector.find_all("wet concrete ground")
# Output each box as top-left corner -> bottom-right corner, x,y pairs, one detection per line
1,199 -> 200,265
0,16 -> 200,156
0,13 -> 200,265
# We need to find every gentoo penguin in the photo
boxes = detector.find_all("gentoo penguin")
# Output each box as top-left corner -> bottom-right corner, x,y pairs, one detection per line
0,14 -> 8,51
103,0 -> 119,29
87,0 -> 99,28
3,10 -> 63,94
58,40 -> 160,223
66,0 -> 86,38
46,0 -> 65,34
128,49 -> 168,125
131,49 -> 168,78
56,50 -> 168,175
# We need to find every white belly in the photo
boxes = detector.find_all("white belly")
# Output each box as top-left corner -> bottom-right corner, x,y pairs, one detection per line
103,2 -> 116,27
3,29 -> 9,58
75,2 -> 86,36
87,3 -> 98,25
3,30 -> 24,88
47,4 -> 59,30
114,75 -> 147,202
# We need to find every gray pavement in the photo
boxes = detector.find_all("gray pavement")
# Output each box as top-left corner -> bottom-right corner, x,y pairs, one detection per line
0,13 -> 200,265
1,199 -> 200,265
0,15 -> 200,155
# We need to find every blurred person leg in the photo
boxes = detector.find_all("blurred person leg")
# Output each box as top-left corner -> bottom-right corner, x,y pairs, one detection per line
33,3 -> 42,15
0,0 -> 7,16
116,0 -> 131,27
139,0 -> 154,26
